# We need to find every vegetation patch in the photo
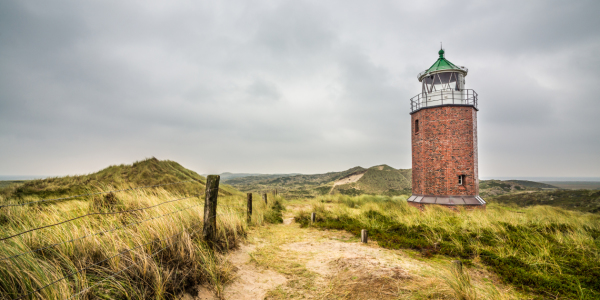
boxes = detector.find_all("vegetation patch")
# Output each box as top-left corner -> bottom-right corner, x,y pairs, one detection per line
296,195 -> 600,299
264,199 -> 286,224
490,189 -> 600,214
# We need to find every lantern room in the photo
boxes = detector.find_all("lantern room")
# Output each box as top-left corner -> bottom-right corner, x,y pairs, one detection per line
410,49 -> 478,113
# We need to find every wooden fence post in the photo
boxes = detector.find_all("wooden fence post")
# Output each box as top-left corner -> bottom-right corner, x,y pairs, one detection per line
452,260 -> 463,273
247,193 -> 252,223
361,229 -> 368,243
262,193 -> 267,205
311,212 -> 316,223
203,175 -> 220,245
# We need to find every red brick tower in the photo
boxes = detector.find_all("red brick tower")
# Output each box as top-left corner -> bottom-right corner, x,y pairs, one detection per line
407,49 -> 486,208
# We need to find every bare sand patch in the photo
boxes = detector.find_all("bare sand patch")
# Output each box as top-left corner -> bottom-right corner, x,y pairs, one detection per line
282,241 -> 410,279
186,243 -> 286,300
333,173 -> 365,187
223,244 -> 287,300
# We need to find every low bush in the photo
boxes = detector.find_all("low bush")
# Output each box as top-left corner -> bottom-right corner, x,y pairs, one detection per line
264,198 -> 285,224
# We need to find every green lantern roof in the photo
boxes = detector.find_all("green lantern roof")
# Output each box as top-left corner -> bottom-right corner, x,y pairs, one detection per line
418,49 -> 468,81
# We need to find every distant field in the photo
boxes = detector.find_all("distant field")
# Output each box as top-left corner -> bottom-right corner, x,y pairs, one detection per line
541,181 -> 600,190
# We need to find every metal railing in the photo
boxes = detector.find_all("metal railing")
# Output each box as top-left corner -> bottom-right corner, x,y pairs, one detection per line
410,89 -> 478,113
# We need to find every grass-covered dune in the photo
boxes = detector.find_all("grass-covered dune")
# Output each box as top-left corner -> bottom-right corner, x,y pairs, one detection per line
331,165 -> 412,196
0,158 -> 285,299
296,195 -> 600,299
0,158 -> 239,205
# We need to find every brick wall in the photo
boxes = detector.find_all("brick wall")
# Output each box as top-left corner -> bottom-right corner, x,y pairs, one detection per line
411,106 -> 479,196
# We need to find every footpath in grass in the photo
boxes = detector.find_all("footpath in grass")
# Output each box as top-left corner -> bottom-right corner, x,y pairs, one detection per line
189,200 -> 527,299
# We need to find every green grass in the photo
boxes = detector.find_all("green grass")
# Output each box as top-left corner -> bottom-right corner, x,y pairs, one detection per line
490,189 -> 600,214
296,195 -> 600,299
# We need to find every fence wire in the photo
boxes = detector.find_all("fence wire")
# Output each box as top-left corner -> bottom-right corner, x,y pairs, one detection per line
13,209 -> 245,300
0,201 -> 205,262
1,182 -> 251,300
0,194 -> 203,242
12,218 -> 200,300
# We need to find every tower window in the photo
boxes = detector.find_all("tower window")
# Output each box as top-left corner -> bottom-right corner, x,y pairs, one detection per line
458,175 -> 466,185
415,120 -> 419,133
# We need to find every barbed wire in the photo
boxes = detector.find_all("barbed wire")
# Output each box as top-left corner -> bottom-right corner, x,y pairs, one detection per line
0,201 -> 205,262
2,186 -> 251,300
15,208 -> 246,300
0,180 -> 200,208
12,222 -> 199,300
0,194 -> 203,242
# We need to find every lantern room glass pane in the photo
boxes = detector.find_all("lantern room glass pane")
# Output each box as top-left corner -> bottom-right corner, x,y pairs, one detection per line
422,72 -> 460,94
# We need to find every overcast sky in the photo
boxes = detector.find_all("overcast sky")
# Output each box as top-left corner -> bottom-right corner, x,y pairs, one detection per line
1,0 -> 599,178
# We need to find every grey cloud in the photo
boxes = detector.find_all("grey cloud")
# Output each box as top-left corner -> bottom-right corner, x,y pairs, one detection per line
0,0 -> 599,177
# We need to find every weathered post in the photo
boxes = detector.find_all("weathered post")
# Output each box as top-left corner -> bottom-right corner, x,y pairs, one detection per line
203,175 -> 220,245
361,229 -> 368,243
311,212 -> 316,223
452,260 -> 463,273
247,193 -> 252,223
262,193 -> 267,205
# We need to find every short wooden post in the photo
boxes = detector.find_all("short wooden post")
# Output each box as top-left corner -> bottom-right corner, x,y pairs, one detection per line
311,212 -> 316,223
452,260 -> 463,273
262,193 -> 267,205
247,193 -> 252,223
361,229 -> 368,243
202,175 -> 220,245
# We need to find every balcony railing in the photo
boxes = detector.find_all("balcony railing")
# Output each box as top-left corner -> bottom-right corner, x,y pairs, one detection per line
410,89 -> 478,113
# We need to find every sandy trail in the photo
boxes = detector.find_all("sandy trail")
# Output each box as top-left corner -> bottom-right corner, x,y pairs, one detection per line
182,203 -> 510,299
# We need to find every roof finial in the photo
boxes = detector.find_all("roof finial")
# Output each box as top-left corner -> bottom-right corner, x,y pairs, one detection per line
438,43 -> 445,58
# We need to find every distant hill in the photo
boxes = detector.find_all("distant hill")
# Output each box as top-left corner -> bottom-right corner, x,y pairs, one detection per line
216,172 -> 302,181
490,189 -> 600,214
224,165 -> 412,198
539,181 -> 600,190
0,158 -> 240,202
225,167 -> 573,199
479,180 -> 560,198
330,165 -> 412,196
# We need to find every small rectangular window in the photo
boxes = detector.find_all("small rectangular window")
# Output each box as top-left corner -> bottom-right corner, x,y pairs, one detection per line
458,175 -> 466,185
415,120 -> 419,133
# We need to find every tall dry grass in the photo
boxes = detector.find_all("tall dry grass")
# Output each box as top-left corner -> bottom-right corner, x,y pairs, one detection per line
0,187 -> 275,299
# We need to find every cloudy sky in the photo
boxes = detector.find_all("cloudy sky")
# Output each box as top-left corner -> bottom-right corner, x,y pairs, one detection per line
1,0 -> 599,178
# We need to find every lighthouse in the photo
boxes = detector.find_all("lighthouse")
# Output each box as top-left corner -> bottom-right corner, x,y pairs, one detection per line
406,48 -> 486,209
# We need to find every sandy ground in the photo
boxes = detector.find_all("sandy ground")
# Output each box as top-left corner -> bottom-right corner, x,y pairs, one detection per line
183,208 -> 417,299
332,173 -> 365,188
181,204 -> 518,300
182,244 -> 287,300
